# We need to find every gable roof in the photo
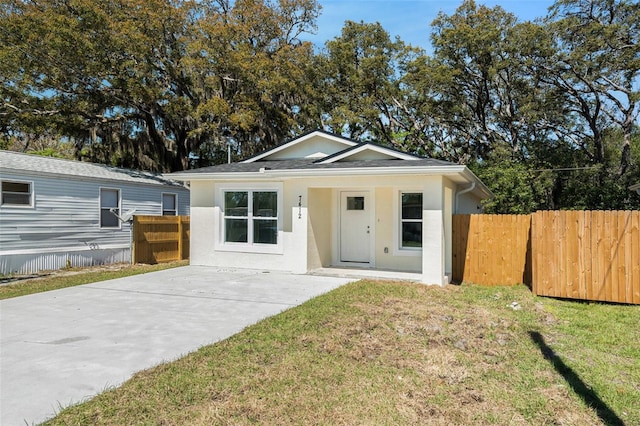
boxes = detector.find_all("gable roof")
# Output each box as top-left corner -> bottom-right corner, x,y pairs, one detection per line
0,150 -> 185,188
630,183 -> 640,193
243,130 -> 358,162
315,142 -> 420,163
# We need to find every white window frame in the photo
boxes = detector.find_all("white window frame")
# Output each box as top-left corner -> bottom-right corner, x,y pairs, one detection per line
162,192 -> 178,216
1,179 -> 34,208
215,182 -> 283,254
99,187 -> 121,229
392,189 -> 423,256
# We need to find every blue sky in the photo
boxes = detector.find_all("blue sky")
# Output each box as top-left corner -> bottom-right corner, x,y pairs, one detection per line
302,0 -> 556,51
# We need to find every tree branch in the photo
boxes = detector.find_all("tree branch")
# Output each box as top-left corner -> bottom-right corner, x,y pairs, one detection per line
2,102 -> 60,116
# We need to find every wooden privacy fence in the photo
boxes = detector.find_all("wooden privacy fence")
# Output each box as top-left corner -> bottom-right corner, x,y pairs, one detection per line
532,210 -> 640,304
453,211 -> 640,305
452,214 -> 532,286
132,215 -> 190,264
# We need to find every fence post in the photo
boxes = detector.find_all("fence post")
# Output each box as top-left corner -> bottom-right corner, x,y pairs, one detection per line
178,216 -> 184,261
132,216 -> 139,264
530,212 -> 537,294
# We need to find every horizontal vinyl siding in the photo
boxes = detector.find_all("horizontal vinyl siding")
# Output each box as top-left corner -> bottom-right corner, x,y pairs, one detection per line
0,248 -> 131,275
175,191 -> 190,216
0,172 -> 189,254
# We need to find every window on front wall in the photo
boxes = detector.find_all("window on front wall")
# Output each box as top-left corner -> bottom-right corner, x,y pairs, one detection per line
162,193 -> 177,216
224,190 -> 278,245
346,196 -> 365,210
1,180 -> 33,207
401,192 -> 422,249
100,188 -> 120,228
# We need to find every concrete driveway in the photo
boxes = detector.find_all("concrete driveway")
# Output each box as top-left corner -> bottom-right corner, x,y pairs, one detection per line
0,266 -> 352,425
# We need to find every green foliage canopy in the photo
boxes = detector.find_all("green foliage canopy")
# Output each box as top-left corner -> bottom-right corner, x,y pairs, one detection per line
1,0 -> 638,211
0,0 -> 321,171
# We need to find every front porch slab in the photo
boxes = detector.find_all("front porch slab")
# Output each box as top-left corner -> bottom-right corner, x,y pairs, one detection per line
308,267 -> 422,282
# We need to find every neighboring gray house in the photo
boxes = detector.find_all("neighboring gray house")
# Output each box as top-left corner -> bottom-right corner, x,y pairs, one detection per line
631,182 -> 640,195
0,150 -> 190,275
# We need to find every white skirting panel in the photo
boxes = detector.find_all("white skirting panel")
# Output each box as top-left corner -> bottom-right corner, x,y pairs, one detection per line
0,248 -> 131,275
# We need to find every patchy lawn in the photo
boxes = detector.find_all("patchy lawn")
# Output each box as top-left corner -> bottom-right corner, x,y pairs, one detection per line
0,261 -> 188,300
44,281 -> 639,425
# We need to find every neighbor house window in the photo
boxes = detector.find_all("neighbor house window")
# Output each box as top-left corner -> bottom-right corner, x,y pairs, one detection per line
100,188 -> 120,228
401,192 -> 422,249
162,193 -> 177,216
224,190 -> 278,245
1,180 -> 33,207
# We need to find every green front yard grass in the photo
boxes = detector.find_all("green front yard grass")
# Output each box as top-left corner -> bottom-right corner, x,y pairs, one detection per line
43,280 -> 639,425
0,260 -> 188,300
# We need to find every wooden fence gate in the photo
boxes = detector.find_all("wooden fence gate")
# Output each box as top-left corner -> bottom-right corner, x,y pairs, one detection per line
452,214 -> 532,286
452,211 -> 640,304
132,215 -> 190,264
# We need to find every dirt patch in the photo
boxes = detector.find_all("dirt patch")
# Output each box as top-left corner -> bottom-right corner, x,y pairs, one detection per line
294,284 -> 602,425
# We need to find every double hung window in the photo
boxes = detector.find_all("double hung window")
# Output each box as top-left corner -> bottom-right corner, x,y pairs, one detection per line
100,188 -> 120,228
162,193 -> 177,216
1,180 -> 33,207
224,190 -> 278,245
401,192 -> 422,249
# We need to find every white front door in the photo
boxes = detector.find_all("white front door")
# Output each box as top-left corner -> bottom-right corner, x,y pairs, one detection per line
340,191 -> 371,263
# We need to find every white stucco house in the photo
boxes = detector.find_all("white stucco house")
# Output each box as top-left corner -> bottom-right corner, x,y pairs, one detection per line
167,130 -> 491,285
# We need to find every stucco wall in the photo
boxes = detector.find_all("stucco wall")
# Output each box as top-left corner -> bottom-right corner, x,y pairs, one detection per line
444,179 -> 455,276
190,180 -> 214,208
456,191 -> 484,214
265,135 -> 352,160
373,187 -> 421,273
307,188 -> 333,269
189,180 -> 308,273
421,176 -> 445,284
